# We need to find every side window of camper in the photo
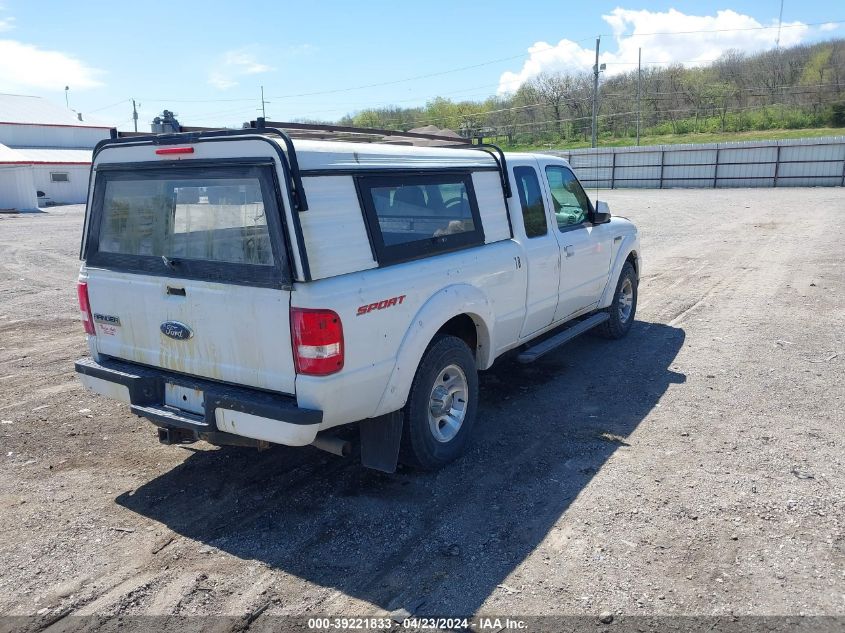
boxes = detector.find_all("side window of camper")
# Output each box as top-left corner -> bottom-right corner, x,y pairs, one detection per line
357,172 -> 485,265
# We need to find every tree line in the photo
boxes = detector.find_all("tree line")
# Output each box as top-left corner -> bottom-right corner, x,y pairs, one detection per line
327,39 -> 845,147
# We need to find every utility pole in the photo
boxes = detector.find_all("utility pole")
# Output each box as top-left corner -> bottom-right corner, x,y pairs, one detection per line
591,37 -> 601,148
132,99 -> 139,133
260,86 -> 267,119
776,0 -> 784,47
636,47 -> 641,146
64,86 -> 69,109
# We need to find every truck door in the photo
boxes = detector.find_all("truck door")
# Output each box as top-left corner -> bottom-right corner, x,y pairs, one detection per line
539,163 -> 613,322
510,162 -> 561,338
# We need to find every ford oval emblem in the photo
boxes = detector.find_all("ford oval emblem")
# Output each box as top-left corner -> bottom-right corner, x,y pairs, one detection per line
160,321 -> 193,340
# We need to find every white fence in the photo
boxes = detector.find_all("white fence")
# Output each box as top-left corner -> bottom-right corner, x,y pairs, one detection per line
544,136 -> 845,188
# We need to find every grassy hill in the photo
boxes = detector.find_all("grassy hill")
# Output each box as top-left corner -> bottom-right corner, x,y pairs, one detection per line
328,39 -> 845,149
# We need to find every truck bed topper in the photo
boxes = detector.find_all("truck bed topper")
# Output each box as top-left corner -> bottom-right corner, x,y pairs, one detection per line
93,118 -> 513,214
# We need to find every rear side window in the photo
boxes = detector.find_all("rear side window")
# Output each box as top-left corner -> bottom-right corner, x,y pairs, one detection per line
513,166 -> 548,238
86,163 -> 288,287
357,172 -> 485,265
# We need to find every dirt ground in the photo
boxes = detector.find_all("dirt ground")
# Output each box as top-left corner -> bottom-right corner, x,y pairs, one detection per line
0,188 -> 843,625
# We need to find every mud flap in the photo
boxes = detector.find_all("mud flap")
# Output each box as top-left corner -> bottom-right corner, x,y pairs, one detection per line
359,411 -> 403,473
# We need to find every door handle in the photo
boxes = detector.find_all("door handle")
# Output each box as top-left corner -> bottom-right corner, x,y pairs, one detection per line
564,245 -> 575,258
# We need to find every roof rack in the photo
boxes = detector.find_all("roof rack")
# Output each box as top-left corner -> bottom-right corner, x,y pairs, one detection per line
245,120 -> 510,197
97,119 -> 513,215
458,143 -> 512,199
114,119 -> 470,147
248,120 -> 470,147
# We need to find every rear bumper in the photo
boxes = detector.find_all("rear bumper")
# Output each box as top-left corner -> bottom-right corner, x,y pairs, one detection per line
75,356 -> 322,446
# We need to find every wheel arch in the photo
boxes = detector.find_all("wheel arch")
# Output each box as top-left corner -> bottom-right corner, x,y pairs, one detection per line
372,284 -> 494,417
599,237 -> 641,309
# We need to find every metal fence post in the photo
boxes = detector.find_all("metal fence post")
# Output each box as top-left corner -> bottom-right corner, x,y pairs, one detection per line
713,148 -> 720,188
840,148 -> 845,187
774,145 -> 782,188
659,150 -> 665,189
610,151 -> 616,189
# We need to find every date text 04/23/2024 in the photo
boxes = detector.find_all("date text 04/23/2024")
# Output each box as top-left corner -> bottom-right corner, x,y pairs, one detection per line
305,617 -> 527,630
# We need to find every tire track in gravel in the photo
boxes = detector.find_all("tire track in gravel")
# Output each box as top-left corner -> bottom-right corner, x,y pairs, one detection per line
51,451 -> 358,619
72,363 -> 594,622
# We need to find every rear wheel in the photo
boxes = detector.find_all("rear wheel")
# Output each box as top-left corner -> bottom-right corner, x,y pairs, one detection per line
595,261 -> 638,339
400,335 -> 478,470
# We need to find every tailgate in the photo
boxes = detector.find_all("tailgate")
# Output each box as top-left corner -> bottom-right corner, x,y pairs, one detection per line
82,157 -> 296,394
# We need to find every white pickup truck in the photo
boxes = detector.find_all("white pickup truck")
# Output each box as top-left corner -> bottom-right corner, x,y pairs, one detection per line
75,121 -> 640,472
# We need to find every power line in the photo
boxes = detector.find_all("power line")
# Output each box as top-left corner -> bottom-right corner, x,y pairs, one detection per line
125,19 -> 845,121
88,98 -> 131,113
183,76 -> 531,125
325,79 -> 842,129
141,40 -> 600,106
130,18 -> 845,127
267,38 -> 619,101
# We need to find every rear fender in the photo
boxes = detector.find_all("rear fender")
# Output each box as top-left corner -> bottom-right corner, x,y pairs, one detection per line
373,284 -> 494,417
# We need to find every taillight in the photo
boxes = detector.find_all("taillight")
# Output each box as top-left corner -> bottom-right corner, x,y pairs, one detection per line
290,308 -> 344,376
77,281 -> 95,335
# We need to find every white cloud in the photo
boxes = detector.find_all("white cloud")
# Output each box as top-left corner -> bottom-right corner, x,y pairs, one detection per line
0,39 -> 103,90
208,47 -> 273,90
0,16 -> 14,31
819,22 -> 840,32
498,8 -> 811,93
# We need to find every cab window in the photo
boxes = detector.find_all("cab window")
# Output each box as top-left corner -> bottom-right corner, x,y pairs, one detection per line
513,166 -> 548,238
545,165 -> 592,230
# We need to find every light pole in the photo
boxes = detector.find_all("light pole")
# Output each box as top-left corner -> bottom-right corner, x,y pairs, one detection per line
590,39 -> 606,148
636,47 -> 642,146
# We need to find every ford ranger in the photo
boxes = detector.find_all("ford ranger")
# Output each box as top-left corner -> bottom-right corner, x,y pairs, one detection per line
75,120 -> 640,472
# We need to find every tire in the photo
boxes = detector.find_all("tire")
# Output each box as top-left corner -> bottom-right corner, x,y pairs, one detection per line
595,261 -> 638,339
399,335 -> 479,470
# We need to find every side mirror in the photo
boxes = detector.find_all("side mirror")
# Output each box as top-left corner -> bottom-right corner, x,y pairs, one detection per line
593,200 -> 611,224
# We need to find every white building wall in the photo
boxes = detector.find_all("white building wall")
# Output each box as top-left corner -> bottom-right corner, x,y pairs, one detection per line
0,123 -> 110,149
0,165 -> 38,210
31,165 -> 91,203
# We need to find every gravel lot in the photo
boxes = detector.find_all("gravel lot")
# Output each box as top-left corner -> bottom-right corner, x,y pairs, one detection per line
0,188 -> 843,625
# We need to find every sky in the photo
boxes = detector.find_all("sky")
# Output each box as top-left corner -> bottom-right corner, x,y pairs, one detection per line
0,0 -> 843,131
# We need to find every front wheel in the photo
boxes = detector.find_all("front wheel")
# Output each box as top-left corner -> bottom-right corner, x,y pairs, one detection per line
400,335 -> 479,470
595,261 -> 638,339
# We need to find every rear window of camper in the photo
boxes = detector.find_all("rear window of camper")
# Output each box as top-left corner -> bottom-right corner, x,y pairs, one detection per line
85,163 -> 288,287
